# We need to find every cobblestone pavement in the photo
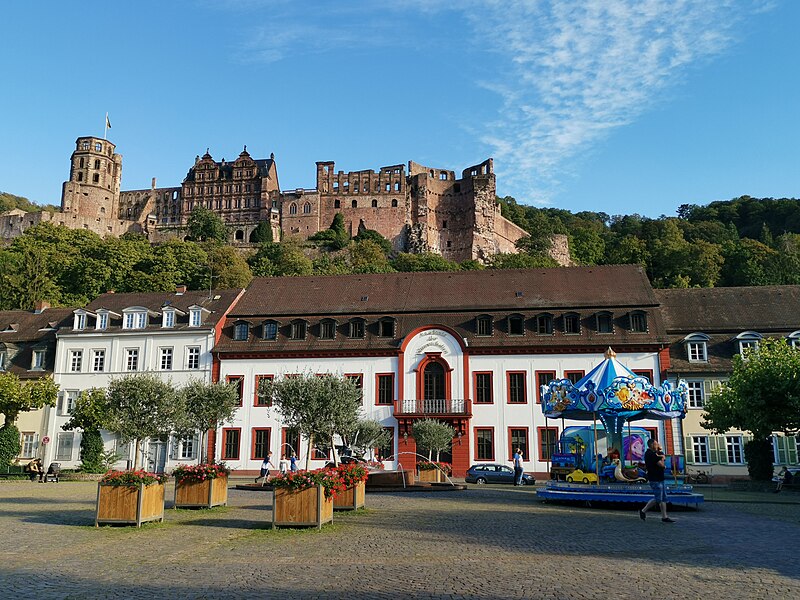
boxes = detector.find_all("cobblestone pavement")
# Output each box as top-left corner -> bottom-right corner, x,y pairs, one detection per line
0,480 -> 798,599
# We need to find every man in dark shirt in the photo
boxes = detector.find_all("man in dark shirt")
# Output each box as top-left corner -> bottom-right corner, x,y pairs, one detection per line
639,439 -> 675,523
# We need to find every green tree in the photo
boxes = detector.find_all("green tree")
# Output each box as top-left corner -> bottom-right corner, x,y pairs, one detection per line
204,243 -> 252,289
353,228 -> 392,255
249,241 -> 313,277
702,338 -> 800,480
186,206 -> 228,243
104,375 -> 182,469
309,213 -> 350,250
249,221 -> 274,244
0,424 -> 21,468
62,388 -> 110,473
489,252 -> 558,269
0,372 -> 59,426
412,419 -> 455,461
346,419 -> 392,460
258,374 -> 362,469
391,252 -> 460,272
177,379 -> 241,463
350,240 -> 394,273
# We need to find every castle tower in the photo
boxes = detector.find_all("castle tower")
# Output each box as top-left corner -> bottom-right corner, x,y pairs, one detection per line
61,136 -> 122,220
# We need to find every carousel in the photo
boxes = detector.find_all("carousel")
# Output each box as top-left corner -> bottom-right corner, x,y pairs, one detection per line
536,348 -> 704,507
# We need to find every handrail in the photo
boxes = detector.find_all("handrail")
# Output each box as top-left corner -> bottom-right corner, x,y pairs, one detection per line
393,398 -> 472,415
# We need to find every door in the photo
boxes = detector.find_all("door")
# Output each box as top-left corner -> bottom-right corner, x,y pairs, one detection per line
147,437 -> 168,473
423,362 -> 446,413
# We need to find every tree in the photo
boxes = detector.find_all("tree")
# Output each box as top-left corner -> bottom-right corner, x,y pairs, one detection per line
0,372 -> 59,426
258,374 -> 362,469
104,375 -> 182,469
62,388 -> 110,473
346,419 -> 391,460
353,228 -> 392,255
309,213 -> 350,250
204,243 -> 253,289
412,419 -> 455,461
349,240 -> 394,273
702,338 -> 800,480
488,252 -> 558,270
177,379 -> 241,463
0,424 -> 21,468
249,221 -> 273,244
391,252 -> 460,272
186,206 -> 228,243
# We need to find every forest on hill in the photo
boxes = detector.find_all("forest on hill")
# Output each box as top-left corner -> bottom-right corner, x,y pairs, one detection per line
0,191 -> 58,213
0,195 -> 798,311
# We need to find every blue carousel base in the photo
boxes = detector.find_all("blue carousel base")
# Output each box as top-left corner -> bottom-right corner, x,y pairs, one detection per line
536,481 -> 704,507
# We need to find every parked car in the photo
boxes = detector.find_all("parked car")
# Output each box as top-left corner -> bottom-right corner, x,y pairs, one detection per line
465,464 -> 535,485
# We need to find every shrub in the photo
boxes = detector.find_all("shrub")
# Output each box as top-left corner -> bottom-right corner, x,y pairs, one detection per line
336,463 -> 370,487
270,468 -> 346,500
78,429 -> 105,473
0,424 -> 21,468
172,462 -> 230,484
744,439 -> 774,481
100,469 -> 168,487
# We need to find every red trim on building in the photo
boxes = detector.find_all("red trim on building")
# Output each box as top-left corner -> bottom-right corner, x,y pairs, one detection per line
564,370 -> 585,384
474,427 -> 495,461
537,426 -> 559,461
414,353 -> 452,402
658,347 -> 671,379
472,371 -> 494,404
221,427 -> 241,461
226,375 -> 244,406
505,370 -> 527,404
508,427 -> 530,461
253,374 -> 273,406
374,372 -> 395,406
250,427 -> 272,460
535,370 -> 557,404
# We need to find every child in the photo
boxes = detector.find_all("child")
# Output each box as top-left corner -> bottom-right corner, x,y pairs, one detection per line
255,451 -> 275,485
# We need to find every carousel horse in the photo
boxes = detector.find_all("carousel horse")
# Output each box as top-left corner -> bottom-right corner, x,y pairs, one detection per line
612,458 -> 647,484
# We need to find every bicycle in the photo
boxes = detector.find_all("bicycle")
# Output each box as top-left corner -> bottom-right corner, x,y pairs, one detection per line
686,469 -> 710,484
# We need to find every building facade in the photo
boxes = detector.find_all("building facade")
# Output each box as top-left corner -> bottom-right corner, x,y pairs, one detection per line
212,266 -> 670,478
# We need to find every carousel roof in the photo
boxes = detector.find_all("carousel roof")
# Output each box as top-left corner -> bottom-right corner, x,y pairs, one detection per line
573,348 -> 638,391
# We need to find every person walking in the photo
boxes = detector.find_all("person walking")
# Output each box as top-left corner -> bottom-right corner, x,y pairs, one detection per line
290,452 -> 299,473
512,447 -> 524,486
255,451 -> 275,485
639,439 -> 675,523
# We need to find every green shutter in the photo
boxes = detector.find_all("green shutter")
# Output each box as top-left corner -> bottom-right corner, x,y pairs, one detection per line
717,436 -> 728,464
777,435 -> 789,465
708,436 -> 719,464
684,436 -> 695,464
788,436 -> 798,465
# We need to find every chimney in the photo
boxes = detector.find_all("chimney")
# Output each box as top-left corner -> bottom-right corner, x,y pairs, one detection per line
176,284 -> 187,295
33,300 -> 50,314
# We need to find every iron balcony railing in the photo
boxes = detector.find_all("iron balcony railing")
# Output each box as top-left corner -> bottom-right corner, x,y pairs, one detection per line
394,398 -> 472,416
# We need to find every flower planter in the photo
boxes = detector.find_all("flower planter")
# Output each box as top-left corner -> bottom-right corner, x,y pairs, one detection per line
273,484 -> 333,529
334,480 -> 366,511
95,482 -> 165,527
174,475 -> 228,509
418,469 -> 444,483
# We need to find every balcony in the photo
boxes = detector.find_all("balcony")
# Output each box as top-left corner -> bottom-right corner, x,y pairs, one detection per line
394,398 -> 472,417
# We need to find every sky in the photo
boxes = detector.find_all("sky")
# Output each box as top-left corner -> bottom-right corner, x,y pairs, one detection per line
0,0 -> 797,218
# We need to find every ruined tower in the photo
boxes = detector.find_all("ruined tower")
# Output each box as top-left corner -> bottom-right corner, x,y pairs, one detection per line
61,137 -> 122,221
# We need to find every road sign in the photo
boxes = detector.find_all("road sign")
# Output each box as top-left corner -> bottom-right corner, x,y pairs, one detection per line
42,436 -> 50,445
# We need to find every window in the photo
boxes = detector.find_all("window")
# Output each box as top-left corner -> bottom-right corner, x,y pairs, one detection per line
348,319 -> 365,338
227,375 -> 244,406
159,348 -> 173,370
186,346 -> 200,370
688,341 -> 707,362
289,203 -> 297,215
254,374 -> 274,406
391,199 -> 398,208
21,433 -> 36,458
345,374 -> 364,394
74,313 -> 86,330
474,372 -> 494,404
563,313 -> 581,334
179,435 -> 198,460
190,308 -> 202,327
629,311 -> 648,333
739,340 -> 759,355
124,311 -> 146,329
55,432 -> 75,461
125,348 -> 139,371
94,159 -> 100,169
691,436 -> 710,464
371,199 -> 378,208
263,320 -> 278,340
32,349 -> 45,370
595,312 -> 613,333
725,435 -> 744,464
92,173 -> 99,183
162,310 -> 175,328
251,428 -> 271,460
95,142 -> 102,152
535,314 -> 553,335
96,312 -> 108,330
334,199 -> 341,209
535,371 -> 556,404
538,427 -> 558,461
376,373 -> 394,405
318,319 -> 336,340
290,320 -> 307,340
70,350 -> 83,372
92,349 -> 106,372
234,322 -> 249,341
475,428 -> 494,461
378,318 -> 395,338
222,428 -> 241,460
62,390 -> 78,415
564,370 -> 584,385
476,315 -> 493,336
282,427 -> 301,460
0,349 -> 6,371
507,371 -> 527,404
507,314 -> 525,336
508,428 -> 529,461
633,369 -> 653,381
687,381 -> 704,408
303,202 -> 311,214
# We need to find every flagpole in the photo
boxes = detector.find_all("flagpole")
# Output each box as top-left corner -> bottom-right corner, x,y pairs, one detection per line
104,113 -> 108,140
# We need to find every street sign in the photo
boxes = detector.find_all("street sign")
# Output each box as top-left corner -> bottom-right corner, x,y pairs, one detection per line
42,436 -> 50,445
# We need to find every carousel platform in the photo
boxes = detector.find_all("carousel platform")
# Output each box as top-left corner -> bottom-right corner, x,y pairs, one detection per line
536,481 -> 704,507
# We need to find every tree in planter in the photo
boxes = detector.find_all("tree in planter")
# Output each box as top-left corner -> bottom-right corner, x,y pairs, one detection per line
177,379 -> 241,463
104,374 -> 182,470
258,374 -> 361,469
62,388 -> 110,473
346,419 -> 391,460
702,337 -> 800,480
412,419 -> 455,461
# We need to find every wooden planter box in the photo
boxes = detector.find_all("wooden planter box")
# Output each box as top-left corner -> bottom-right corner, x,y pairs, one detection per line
95,482 -> 165,527
174,475 -> 228,509
334,480 -> 366,511
367,469 -> 415,487
273,484 -> 333,529
418,469 -> 444,483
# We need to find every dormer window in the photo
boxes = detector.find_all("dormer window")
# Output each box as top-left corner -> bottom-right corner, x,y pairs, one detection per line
736,331 -> 762,356
31,348 -> 46,370
96,312 -> 108,330
74,313 -> 86,331
319,319 -> 337,340
123,310 -> 147,329
189,308 -> 202,327
535,313 -> 553,335
233,322 -> 250,341
787,331 -> 800,349
685,333 -> 710,362
563,313 -> 581,335
595,312 -> 613,334
476,315 -> 493,336
378,317 -> 396,338
162,310 -> 175,328
262,320 -> 278,340
290,319 -> 308,340
507,314 -> 525,336
347,318 -> 365,339
629,311 -> 648,333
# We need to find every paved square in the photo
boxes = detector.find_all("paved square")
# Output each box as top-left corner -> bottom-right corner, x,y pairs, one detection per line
0,481 -> 797,599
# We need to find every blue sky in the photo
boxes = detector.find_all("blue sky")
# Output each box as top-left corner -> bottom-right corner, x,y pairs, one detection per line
0,0 -> 797,218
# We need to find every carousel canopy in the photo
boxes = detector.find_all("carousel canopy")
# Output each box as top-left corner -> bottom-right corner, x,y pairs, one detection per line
541,348 -> 687,433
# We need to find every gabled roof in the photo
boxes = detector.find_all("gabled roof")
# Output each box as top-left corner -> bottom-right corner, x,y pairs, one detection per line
0,309 -> 74,343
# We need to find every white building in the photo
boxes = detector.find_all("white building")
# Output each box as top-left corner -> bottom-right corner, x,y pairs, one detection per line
212,266 -> 670,478
44,287 -> 243,472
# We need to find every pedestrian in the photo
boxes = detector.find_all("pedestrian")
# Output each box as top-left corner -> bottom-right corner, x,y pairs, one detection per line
774,466 -> 793,493
25,458 -> 43,482
255,451 -> 275,485
279,455 -> 289,474
512,447 -> 524,486
639,439 -> 675,523
290,452 -> 299,472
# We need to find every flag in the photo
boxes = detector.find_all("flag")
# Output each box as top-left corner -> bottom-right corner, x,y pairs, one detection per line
106,114 -> 111,129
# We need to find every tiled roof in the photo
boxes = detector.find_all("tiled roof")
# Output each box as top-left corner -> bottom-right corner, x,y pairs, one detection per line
231,265 -> 659,317
655,286 -> 800,332
0,309 -> 74,342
